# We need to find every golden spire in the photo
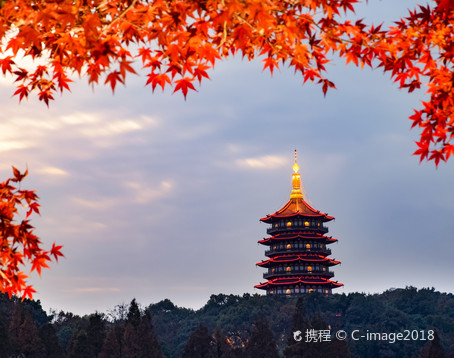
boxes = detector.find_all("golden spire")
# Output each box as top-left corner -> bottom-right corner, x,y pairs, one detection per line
293,149 -> 299,174
290,150 -> 303,199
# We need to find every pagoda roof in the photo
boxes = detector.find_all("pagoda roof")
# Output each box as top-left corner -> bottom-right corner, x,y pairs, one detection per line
258,232 -> 338,245
256,254 -> 340,267
260,197 -> 334,223
255,276 -> 343,289
261,151 -> 333,223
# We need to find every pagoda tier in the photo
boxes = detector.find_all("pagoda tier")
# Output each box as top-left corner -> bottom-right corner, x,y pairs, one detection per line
255,151 -> 343,296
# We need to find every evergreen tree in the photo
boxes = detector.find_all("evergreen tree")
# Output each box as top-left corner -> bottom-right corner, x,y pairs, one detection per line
329,334 -> 351,358
123,299 -> 163,358
123,323 -> 140,358
284,298 -> 312,358
135,310 -> 163,358
213,326 -> 236,358
68,328 -> 92,358
8,303 -> 22,357
17,310 -> 45,358
99,323 -> 124,358
51,310 -> 84,354
419,331 -> 446,358
39,323 -> 65,358
182,324 -> 216,358
86,312 -> 106,357
0,315 -> 10,358
127,299 -> 141,328
307,314 -> 350,358
449,344 -> 454,358
243,320 -> 279,358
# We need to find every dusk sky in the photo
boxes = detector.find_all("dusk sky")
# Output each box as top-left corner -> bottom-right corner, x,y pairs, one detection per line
1,0 -> 453,316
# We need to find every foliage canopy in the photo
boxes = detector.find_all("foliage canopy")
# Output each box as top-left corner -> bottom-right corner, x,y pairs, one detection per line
0,0 -> 454,163
0,168 -> 63,299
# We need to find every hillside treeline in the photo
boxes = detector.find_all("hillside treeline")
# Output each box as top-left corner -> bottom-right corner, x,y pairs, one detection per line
0,286 -> 453,358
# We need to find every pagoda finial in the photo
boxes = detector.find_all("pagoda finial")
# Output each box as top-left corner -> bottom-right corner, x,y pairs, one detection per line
293,149 -> 300,174
290,150 -> 303,199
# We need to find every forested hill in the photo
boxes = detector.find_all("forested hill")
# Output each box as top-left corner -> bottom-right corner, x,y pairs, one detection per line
1,287 -> 454,358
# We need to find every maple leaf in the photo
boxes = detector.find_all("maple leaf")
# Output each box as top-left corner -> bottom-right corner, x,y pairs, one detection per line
50,243 -> 64,261
193,64 -> 211,84
413,140 -> 430,162
31,254 -> 51,276
13,85 -> 29,102
429,149 -> 445,167
0,56 -> 14,74
105,71 -> 125,92
146,72 -> 171,92
22,285 -> 37,301
173,77 -> 196,99
262,57 -> 279,76
320,78 -> 336,97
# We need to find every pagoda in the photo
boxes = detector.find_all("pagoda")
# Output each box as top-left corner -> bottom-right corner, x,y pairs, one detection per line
255,151 -> 343,296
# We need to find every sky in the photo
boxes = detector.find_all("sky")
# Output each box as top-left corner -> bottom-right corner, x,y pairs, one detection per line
1,0 -> 453,316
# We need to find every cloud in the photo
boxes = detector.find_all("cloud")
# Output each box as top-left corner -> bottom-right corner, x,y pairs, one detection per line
0,140 -> 31,152
64,287 -> 121,293
38,166 -> 69,176
78,119 -> 143,137
125,180 -> 173,204
71,197 -> 120,211
235,155 -> 287,170
42,215 -> 107,236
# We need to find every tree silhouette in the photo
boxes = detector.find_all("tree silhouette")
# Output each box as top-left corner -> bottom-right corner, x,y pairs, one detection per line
0,315 -> 9,358
284,298 -> 312,358
213,326 -> 236,358
122,299 -> 163,358
39,323 -> 65,358
68,328 -> 92,358
182,324 -> 216,358
243,320 -> 279,358
419,331 -> 447,358
99,323 -> 124,358
86,312 -> 106,357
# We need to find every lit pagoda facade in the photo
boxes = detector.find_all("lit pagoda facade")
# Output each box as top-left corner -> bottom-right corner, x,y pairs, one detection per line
255,151 -> 343,296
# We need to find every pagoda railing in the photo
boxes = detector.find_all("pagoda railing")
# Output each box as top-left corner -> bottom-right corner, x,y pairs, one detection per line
265,248 -> 332,256
263,270 -> 334,280
267,225 -> 328,235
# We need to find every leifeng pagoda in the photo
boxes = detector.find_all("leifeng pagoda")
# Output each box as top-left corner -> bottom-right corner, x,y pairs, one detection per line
255,151 -> 343,296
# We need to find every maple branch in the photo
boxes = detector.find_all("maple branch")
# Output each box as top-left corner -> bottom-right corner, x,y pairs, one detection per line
102,0 -> 139,34
216,21 -> 228,50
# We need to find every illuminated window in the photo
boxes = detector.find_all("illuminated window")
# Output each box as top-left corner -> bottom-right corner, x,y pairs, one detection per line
323,267 -> 326,271
286,244 -> 291,249
325,290 -> 329,294
304,221 -> 309,227
286,266 -> 291,272
287,221 -> 292,227
286,289 -> 291,294
307,266 -> 312,272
